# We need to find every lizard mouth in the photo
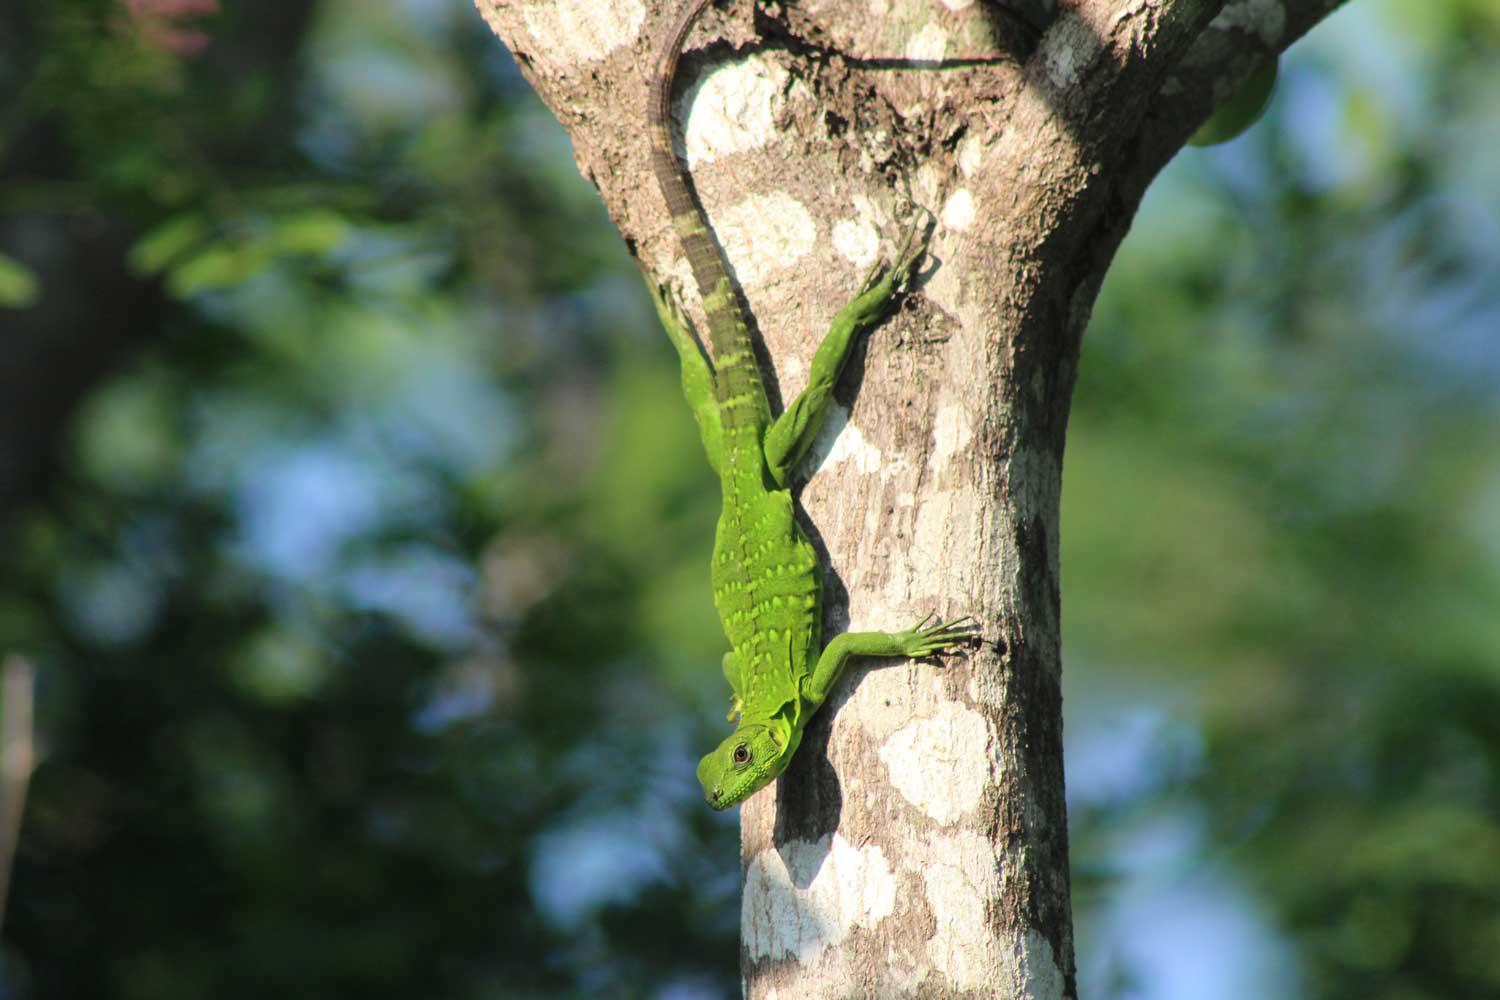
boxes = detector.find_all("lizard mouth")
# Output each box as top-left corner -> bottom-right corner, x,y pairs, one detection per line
703,769 -> 769,811
704,780 -> 739,810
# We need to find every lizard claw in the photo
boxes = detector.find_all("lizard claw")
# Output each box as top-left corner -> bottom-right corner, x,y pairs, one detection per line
659,277 -> 688,323
649,275 -> 700,343
897,613 -> 979,658
892,207 -> 934,284
858,204 -> 934,296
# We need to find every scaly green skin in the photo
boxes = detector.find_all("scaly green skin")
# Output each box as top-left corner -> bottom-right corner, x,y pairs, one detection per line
649,0 -> 972,810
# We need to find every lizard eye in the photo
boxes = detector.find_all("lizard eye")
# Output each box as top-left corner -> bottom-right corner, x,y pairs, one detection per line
732,744 -> 751,765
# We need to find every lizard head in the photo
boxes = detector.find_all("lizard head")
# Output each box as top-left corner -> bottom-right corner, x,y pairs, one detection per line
696,723 -> 795,810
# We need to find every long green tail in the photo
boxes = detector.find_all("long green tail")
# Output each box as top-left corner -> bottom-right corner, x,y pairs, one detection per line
648,0 -> 772,461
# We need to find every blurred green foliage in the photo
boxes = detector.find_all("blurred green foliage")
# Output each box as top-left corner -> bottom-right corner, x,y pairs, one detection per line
1066,3 -> 1500,996
2,0 -> 732,997
0,1 -> 1495,999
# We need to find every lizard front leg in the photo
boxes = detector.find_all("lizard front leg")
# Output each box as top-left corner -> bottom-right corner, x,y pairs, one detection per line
722,651 -> 745,722
800,614 -> 976,711
763,209 -> 931,486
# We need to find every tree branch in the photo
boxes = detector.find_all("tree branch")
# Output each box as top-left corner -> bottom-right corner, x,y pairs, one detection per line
1139,0 -> 1350,170
1022,1 -> 1228,140
0,654 -> 35,935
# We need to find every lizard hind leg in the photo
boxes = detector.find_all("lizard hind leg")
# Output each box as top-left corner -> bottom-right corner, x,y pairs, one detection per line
722,651 -> 745,722
648,276 -> 724,475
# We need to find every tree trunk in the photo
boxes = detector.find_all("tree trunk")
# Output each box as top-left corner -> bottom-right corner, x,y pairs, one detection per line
471,1 -> 1347,995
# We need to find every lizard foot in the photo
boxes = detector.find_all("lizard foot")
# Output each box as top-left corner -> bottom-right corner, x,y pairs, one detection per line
833,206 -> 934,333
857,204 -> 935,297
894,613 -> 979,658
649,276 -> 692,334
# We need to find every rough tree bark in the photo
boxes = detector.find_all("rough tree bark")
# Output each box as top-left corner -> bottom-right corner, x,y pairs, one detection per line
472,1 -> 1346,996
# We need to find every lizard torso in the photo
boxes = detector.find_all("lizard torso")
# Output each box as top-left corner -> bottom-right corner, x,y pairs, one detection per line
649,0 -> 820,731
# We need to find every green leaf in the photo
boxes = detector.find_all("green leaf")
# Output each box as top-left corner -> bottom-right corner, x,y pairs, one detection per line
1190,58 -> 1279,147
268,208 -> 352,257
0,253 -> 40,308
130,214 -> 214,276
167,240 -> 272,297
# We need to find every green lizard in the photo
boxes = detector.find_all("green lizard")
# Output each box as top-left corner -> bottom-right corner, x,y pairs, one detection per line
648,0 -> 973,811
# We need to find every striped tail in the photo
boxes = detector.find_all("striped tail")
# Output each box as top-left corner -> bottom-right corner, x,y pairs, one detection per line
648,0 -> 772,450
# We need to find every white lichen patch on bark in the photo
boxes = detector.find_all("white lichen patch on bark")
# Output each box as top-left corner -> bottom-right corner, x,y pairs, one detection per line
940,188 -> 976,232
1039,15 -> 1100,89
917,836 -> 1067,996
833,193 -> 918,271
880,485 -> 982,608
837,661 -> 946,742
1007,929 -> 1068,1000
714,192 -> 817,286
877,700 -> 990,824
681,55 -> 792,167
1212,0 -> 1288,46
912,488 -> 964,567
928,402 -> 974,474
809,403 -> 884,476
913,161 -> 944,208
905,22 -> 949,63
743,833 -> 897,962
921,829 -> 1003,988
957,133 -> 988,177
832,215 -> 881,270
518,0 -> 646,66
